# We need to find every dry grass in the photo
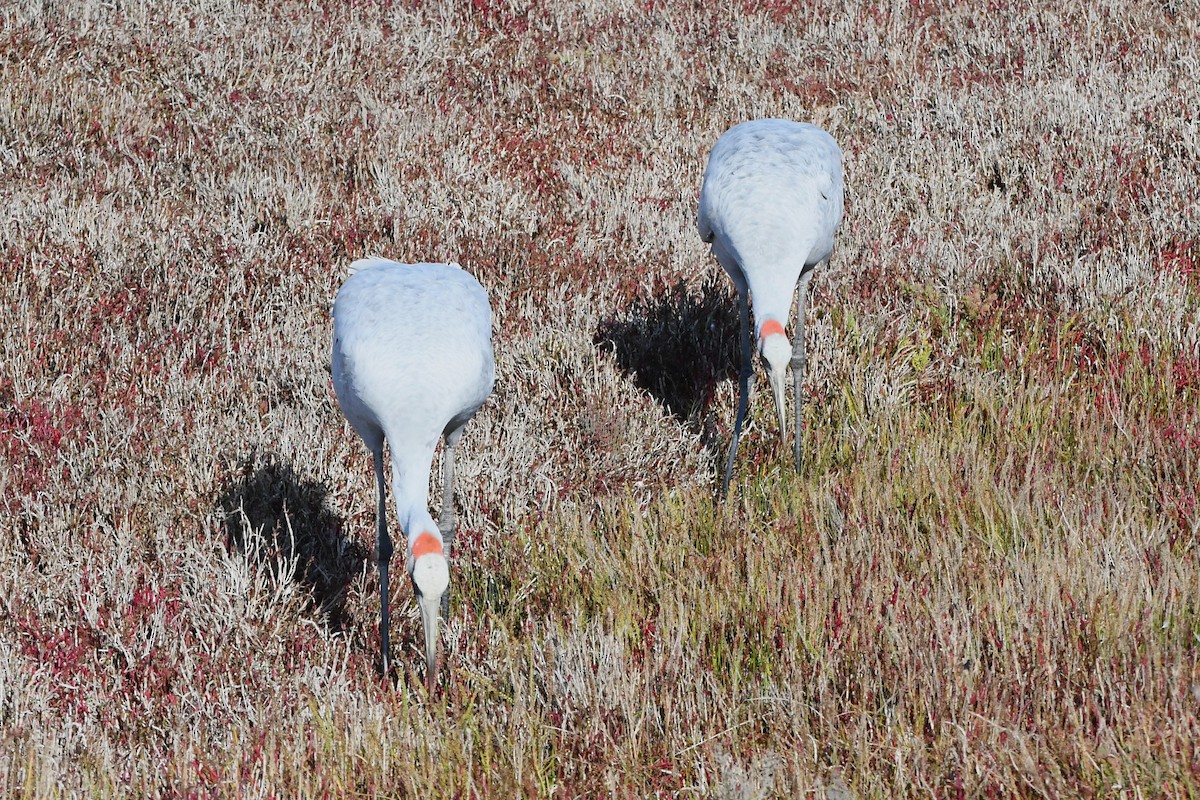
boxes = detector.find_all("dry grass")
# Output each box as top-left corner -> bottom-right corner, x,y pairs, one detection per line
1,0 -> 1197,796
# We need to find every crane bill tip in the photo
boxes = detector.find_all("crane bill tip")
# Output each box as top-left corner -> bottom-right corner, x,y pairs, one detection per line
425,662 -> 438,695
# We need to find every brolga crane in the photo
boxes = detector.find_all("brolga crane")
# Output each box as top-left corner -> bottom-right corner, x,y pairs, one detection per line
331,257 -> 495,691
698,119 -> 844,496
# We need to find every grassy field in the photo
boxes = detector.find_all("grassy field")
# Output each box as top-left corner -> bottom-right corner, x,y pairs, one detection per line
2,0 -> 1198,796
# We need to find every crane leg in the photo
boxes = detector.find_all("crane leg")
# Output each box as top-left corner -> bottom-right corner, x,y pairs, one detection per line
372,447 -> 394,675
438,427 -> 463,619
791,269 -> 816,471
722,290 -> 752,498
439,430 -> 462,551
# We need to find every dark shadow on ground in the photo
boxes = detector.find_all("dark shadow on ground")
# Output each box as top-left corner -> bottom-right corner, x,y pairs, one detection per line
595,277 -> 740,433
215,453 -> 368,636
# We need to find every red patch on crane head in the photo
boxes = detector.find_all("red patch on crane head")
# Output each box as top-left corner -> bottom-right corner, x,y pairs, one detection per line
760,319 -> 786,339
411,532 -> 443,559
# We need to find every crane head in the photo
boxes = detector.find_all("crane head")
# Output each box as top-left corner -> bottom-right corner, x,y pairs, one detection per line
759,323 -> 791,442
409,533 -> 449,694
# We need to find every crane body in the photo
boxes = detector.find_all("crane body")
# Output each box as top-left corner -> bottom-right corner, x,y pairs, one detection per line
331,257 -> 494,691
698,119 -> 844,494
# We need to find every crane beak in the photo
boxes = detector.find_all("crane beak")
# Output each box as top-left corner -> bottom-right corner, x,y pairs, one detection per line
411,551 -> 449,696
760,331 -> 792,447
418,590 -> 442,694
768,365 -> 788,442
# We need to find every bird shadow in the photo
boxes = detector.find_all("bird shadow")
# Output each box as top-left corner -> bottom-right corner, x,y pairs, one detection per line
594,277 -> 740,438
214,453 -> 369,636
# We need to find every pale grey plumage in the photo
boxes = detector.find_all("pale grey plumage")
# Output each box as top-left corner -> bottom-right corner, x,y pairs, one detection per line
698,119 -> 844,494
331,257 -> 494,690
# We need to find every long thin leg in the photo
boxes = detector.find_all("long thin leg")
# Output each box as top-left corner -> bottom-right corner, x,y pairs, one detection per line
438,427 -> 463,618
791,268 -> 817,471
722,289 -> 752,497
439,428 -> 462,552
372,447 -> 394,675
